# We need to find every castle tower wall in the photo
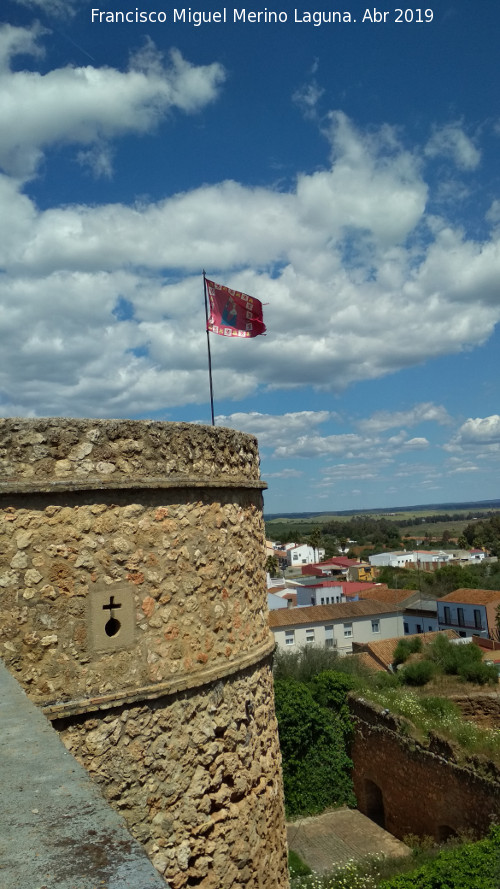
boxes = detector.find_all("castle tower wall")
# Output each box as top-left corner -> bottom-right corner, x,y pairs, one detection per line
0,418 -> 289,889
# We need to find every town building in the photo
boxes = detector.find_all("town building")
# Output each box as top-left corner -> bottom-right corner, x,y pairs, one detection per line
269,600 -> 403,655
286,543 -> 326,566
437,589 -> 500,639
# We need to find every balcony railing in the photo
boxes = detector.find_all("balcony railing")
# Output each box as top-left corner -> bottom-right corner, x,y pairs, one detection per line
439,617 -> 485,631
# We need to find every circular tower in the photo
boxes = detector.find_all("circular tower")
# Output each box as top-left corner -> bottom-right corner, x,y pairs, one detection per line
0,418 -> 289,889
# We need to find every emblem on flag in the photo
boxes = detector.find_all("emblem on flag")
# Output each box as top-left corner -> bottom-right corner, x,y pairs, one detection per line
206,279 -> 266,338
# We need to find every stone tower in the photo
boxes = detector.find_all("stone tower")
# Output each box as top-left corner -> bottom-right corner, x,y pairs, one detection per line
0,418 -> 289,889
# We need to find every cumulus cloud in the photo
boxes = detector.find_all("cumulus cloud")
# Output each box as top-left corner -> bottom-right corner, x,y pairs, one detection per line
215,411 -> 335,447
1,28 -> 500,420
425,123 -> 481,170
357,402 -> 451,433
452,415 -> 500,447
0,26 -> 225,178
274,431 -> 430,459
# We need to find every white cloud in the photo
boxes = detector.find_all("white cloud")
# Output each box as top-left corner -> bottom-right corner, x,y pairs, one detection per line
486,200 -> 500,224
11,0 -> 79,14
0,22 -> 45,71
452,415 -> 500,447
1,30 -> 500,420
274,433 -> 365,459
401,437 -> 429,450
76,142 -> 114,179
357,402 -> 451,433
0,27 -> 225,179
215,411 -> 334,447
320,463 -> 379,483
264,469 -> 304,479
425,123 -> 481,170
293,81 -> 324,119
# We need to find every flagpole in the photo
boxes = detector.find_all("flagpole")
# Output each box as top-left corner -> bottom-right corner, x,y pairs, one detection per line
203,270 -> 215,426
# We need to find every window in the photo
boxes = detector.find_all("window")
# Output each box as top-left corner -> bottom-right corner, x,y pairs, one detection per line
371,619 -> 380,634
320,597 -> 325,605
474,609 -> 482,629
404,622 -> 409,634
285,630 -> 295,646
416,624 -> 422,634
343,622 -> 353,638
325,625 -> 334,648
457,608 -> 465,628
305,628 -> 315,644
443,606 -> 451,625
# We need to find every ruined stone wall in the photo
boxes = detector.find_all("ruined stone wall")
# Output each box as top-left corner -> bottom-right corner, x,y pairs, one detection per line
350,697 -> 500,842
0,418 -> 289,889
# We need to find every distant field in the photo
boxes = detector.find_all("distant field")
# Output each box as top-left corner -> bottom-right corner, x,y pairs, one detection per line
401,520 -> 471,538
266,509 -> 499,526
266,509 -> 500,542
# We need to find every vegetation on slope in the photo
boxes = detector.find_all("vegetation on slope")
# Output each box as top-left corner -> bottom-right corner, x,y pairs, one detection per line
290,825 -> 500,889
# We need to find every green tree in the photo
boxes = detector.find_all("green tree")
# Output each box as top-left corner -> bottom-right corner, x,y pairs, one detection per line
265,555 -> 279,577
308,526 -> 323,561
274,676 -> 356,818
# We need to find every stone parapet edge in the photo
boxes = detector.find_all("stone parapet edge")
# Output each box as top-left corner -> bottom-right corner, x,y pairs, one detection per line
0,477 -> 267,495
43,633 -> 276,720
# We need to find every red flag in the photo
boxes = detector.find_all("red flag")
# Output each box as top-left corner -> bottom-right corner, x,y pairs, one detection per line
206,279 -> 266,338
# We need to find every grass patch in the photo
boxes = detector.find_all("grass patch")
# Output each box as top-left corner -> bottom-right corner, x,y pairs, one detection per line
289,849 -> 312,877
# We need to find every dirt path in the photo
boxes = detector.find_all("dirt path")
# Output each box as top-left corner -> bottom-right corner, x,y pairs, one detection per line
287,808 -> 411,874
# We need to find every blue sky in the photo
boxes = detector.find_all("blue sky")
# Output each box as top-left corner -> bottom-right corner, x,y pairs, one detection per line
1,1 -> 500,514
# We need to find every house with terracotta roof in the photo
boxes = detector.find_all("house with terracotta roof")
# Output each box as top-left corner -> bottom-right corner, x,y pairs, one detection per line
437,589 -> 500,639
300,557 -> 376,582
356,588 -> 439,635
268,600 -> 403,655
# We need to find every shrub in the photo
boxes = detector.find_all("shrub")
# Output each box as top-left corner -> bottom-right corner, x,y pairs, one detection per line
458,660 -> 498,685
274,646 -> 344,683
378,823 -> 500,889
393,637 -> 423,665
400,660 -> 435,686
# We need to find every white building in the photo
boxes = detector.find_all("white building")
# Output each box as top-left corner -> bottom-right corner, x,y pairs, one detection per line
269,600 -> 403,656
287,544 -> 325,566
369,550 -> 452,569
295,582 -> 346,607
369,551 -> 417,568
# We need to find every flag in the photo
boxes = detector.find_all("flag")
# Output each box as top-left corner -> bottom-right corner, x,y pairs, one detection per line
206,279 -> 266,338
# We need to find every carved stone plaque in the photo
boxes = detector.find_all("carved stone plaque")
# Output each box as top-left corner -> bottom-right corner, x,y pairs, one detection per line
88,583 -> 135,652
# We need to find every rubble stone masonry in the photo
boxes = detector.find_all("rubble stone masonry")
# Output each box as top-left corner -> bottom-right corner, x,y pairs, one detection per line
0,418 -> 289,889
350,696 -> 500,842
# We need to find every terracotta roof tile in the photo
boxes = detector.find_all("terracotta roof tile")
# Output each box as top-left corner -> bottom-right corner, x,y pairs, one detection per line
268,599 -> 400,629
440,588 -> 500,605
358,588 -> 419,605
